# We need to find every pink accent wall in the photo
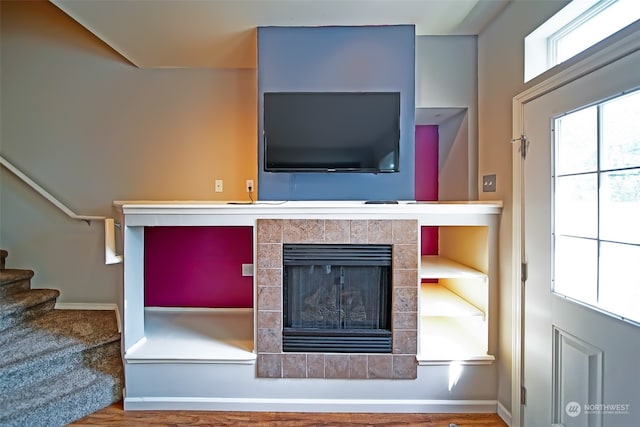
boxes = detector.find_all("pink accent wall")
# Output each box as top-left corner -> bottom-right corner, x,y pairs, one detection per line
415,125 -> 439,256
144,226 -> 253,308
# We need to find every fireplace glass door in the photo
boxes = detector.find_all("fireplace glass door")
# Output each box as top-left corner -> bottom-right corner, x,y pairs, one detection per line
283,244 -> 392,353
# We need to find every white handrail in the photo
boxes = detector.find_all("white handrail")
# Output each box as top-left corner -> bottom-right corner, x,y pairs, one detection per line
0,154 -> 123,264
104,218 -> 124,265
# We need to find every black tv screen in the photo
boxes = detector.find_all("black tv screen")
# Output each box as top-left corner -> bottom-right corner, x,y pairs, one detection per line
263,92 -> 400,173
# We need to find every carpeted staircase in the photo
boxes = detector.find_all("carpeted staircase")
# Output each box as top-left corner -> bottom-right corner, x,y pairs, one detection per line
0,249 -> 123,427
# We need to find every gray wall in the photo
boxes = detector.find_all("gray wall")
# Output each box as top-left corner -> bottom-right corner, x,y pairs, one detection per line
477,0 -> 572,415
0,1 -> 257,302
415,36 -> 477,201
257,25 -> 415,201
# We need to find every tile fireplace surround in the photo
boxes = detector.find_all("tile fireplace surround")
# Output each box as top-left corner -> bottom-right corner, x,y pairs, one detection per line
256,218 -> 418,380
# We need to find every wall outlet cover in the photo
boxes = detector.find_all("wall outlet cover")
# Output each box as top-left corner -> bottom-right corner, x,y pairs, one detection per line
242,263 -> 254,277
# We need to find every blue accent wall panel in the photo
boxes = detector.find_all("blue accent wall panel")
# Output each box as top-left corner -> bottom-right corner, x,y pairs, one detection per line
257,25 -> 415,201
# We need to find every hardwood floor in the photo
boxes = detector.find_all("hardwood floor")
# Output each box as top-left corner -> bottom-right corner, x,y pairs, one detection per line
70,401 -> 508,426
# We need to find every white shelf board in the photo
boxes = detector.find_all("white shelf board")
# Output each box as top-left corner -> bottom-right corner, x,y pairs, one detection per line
125,308 -> 256,363
420,255 -> 487,279
420,283 -> 484,318
417,316 -> 492,364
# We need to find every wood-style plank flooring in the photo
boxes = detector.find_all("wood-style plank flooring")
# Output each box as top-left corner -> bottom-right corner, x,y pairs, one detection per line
70,401 -> 508,426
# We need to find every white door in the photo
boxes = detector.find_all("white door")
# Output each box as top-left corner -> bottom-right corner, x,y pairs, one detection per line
522,49 -> 640,427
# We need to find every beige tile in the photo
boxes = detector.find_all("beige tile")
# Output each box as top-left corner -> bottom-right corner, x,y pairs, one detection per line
325,220 -> 350,243
368,220 -> 393,244
257,354 -> 282,378
256,268 -> 282,287
393,287 -> 418,312
367,355 -> 393,379
307,354 -> 325,378
393,355 -> 418,379
349,220 -> 368,243
257,328 -> 282,353
257,243 -> 282,269
284,219 -> 325,243
257,286 -> 281,311
258,310 -> 281,329
392,330 -> 417,355
393,244 -> 418,269
349,354 -> 368,379
257,219 -> 283,243
393,311 -> 418,330
283,353 -> 307,378
393,220 -> 418,244
325,354 -> 349,379
393,269 -> 418,288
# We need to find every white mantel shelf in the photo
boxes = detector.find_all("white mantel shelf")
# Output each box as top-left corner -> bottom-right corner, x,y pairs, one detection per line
113,200 -> 503,227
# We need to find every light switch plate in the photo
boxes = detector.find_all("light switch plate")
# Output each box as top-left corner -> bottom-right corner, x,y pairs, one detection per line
482,174 -> 496,192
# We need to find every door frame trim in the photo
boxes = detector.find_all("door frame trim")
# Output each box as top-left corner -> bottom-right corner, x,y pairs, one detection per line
510,25 -> 640,427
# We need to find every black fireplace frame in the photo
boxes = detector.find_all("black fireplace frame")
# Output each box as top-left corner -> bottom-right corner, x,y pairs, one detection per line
282,244 -> 393,353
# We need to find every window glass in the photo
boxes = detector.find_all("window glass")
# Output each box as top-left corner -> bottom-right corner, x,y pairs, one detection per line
601,90 -> 640,169
554,174 -> 598,238
555,106 -> 598,175
599,242 -> 640,321
524,0 -> 640,82
554,236 -> 598,305
553,88 -> 640,325
555,0 -> 639,63
600,169 -> 640,244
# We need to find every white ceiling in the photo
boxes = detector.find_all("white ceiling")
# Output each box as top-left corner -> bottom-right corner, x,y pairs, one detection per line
51,0 -> 510,69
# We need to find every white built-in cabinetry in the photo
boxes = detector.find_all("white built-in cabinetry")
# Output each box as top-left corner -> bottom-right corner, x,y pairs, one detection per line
113,200 -> 501,411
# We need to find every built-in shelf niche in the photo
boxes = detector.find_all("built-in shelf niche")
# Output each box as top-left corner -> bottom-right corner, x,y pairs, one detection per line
418,226 -> 493,364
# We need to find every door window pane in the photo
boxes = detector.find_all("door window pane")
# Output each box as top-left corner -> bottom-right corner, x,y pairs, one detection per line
555,106 -> 598,175
599,242 -> 640,323
601,88 -> 640,170
600,169 -> 640,244
554,236 -> 598,305
554,174 -> 598,238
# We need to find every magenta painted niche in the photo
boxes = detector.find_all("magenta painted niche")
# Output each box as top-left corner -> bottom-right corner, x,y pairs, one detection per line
415,125 -> 439,256
144,226 -> 253,308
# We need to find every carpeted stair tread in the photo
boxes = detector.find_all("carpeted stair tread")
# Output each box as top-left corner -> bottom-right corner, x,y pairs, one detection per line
0,288 -> 59,332
0,310 -> 121,393
0,269 -> 34,298
0,288 -> 59,311
0,351 -> 123,427
0,268 -> 33,285
0,249 -> 123,425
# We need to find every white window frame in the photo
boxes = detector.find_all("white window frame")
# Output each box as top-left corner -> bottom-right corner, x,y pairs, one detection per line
524,0 -> 640,82
551,88 -> 640,326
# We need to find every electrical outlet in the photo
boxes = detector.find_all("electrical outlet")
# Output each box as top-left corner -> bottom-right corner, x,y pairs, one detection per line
246,179 -> 254,193
241,263 -> 253,277
482,174 -> 496,192
215,179 -> 223,192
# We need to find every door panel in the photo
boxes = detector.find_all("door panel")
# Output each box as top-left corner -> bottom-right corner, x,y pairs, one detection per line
523,49 -> 640,427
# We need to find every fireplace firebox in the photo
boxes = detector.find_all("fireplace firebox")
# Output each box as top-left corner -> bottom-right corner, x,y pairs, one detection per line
282,244 -> 392,353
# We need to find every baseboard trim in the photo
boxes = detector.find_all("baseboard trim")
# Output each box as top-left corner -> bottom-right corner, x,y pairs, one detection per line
124,397 -> 499,413
54,302 -> 118,311
497,400 -> 512,426
54,303 -> 121,332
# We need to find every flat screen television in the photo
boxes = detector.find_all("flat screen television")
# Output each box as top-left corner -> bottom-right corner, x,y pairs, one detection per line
263,92 -> 400,173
